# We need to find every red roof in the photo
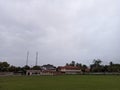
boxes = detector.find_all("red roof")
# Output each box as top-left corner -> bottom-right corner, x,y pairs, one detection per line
58,66 -> 81,70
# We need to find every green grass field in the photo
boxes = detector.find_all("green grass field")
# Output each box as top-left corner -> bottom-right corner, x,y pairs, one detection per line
0,75 -> 120,90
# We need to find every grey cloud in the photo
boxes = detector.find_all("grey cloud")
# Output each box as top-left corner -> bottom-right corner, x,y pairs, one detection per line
0,0 -> 120,66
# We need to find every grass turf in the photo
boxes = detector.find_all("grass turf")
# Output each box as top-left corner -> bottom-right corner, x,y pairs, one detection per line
0,75 -> 120,90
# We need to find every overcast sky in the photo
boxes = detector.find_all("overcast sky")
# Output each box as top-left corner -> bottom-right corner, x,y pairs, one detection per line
0,0 -> 120,66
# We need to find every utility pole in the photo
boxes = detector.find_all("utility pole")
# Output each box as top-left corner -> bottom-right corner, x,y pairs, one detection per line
26,51 -> 29,66
35,52 -> 38,66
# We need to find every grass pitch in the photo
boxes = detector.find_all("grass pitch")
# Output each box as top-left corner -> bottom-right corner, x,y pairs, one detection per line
0,75 -> 120,90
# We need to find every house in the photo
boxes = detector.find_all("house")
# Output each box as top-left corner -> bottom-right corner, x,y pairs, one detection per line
41,70 -> 56,75
57,66 -> 82,74
26,69 -> 57,76
26,70 -> 41,75
26,64 -> 56,76
41,64 -> 56,71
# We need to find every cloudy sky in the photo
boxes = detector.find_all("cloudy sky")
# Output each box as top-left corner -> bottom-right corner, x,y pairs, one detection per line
0,0 -> 120,66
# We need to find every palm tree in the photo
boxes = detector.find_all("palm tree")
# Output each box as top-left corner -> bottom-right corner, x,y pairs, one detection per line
93,59 -> 102,67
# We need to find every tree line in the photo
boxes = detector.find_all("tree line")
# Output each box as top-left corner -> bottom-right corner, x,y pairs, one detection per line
66,59 -> 120,72
0,59 -> 120,73
0,62 -> 41,74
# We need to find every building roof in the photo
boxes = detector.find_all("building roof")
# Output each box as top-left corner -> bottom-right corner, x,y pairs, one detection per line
58,66 -> 81,70
41,64 -> 56,70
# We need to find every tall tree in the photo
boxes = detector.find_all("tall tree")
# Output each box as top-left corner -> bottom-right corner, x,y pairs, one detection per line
0,62 -> 10,72
90,59 -> 103,72
70,61 -> 76,66
93,59 -> 102,67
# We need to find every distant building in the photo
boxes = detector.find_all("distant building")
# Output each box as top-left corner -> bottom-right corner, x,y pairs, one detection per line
26,70 -> 41,75
41,64 -> 56,71
26,70 -> 57,76
57,66 -> 82,74
26,65 -> 82,75
0,72 -> 14,76
26,64 -> 56,76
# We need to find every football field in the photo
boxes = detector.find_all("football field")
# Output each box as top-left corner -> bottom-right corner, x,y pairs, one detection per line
0,75 -> 120,90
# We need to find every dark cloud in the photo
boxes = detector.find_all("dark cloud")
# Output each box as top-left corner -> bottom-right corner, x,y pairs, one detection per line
0,0 -> 120,66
